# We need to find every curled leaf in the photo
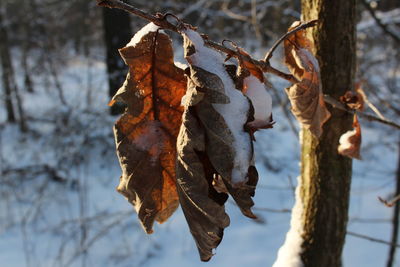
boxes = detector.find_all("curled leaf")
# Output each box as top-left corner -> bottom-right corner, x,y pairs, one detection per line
235,47 -> 265,83
340,90 -> 365,111
176,106 -> 230,262
176,28 -> 258,261
338,114 -> 362,159
112,23 -> 186,233
284,21 -> 331,138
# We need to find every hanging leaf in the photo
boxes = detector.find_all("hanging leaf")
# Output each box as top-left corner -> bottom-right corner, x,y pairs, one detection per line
234,47 -> 265,83
338,114 -> 362,159
235,47 -> 274,133
284,21 -> 331,138
176,105 -> 230,262
176,28 -> 258,261
111,23 -> 186,234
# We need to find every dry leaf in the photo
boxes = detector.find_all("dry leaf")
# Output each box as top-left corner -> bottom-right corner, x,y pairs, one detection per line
176,106 -> 230,262
338,114 -> 362,159
176,28 -> 258,261
235,47 -> 265,83
112,23 -> 186,234
284,21 -> 331,138
235,47 -> 274,132
340,90 -> 365,111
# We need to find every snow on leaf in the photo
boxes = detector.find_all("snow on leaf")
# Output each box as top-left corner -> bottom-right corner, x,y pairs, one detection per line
181,29 -> 253,186
284,21 -> 331,138
176,28 -> 258,261
338,114 -> 362,159
111,23 -> 186,234
235,47 -> 274,132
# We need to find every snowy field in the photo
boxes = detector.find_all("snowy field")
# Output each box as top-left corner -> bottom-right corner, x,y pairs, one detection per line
0,50 -> 398,267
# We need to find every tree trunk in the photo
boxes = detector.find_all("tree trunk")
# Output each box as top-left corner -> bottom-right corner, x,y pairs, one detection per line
0,11 -> 16,123
19,0 -> 34,94
102,8 -> 132,115
0,10 -> 27,132
299,1 -> 356,266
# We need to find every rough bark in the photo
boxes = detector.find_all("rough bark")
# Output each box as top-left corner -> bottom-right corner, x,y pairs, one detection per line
299,1 -> 356,266
102,8 -> 132,115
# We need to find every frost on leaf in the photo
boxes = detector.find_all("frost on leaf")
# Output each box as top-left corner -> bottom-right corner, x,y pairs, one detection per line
284,21 -> 330,138
338,114 -> 362,159
176,28 -> 258,261
111,23 -> 186,234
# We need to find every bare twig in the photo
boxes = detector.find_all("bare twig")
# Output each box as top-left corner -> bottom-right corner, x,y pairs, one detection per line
365,98 -> 386,120
386,140 -> 400,267
64,213 -> 130,267
349,217 -> 391,224
356,84 -> 386,120
253,207 -> 291,213
95,0 -> 311,84
2,164 -> 68,183
379,194 -> 400,208
228,199 -> 290,213
264,19 -> 318,62
347,231 -> 400,248
323,95 -> 400,130
221,2 -> 248,22
360,0 -> 400,45
251,0 -> 263,42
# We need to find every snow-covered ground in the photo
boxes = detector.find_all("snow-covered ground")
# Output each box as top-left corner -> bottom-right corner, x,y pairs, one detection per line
0,50 -> 398,267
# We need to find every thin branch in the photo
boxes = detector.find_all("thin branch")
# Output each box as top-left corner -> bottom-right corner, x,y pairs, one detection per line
379,194 -> 400,208
221,2 -> 249,22
253,207 -> 291,213
96,0 -> 308,84
228,200 -> 290,213
251,0 -> 263,42
360,0 -> 400,45
386,140 -> 400,267
349,217 -> 391,224
357,83 -> 387,120
365,99 -> 386,120
264,19 -> 318,62
347,231 -> 400,248
323,95 -> 400,130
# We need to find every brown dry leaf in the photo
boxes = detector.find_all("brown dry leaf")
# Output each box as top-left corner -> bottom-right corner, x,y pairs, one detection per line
235,47 -> 265,83
176,28 -> 258,261
338,114 -> 362,159
340,89 -> 365,111
176,105 -> 230,262
112,24 -> 186,234
284,21 -> 331,138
